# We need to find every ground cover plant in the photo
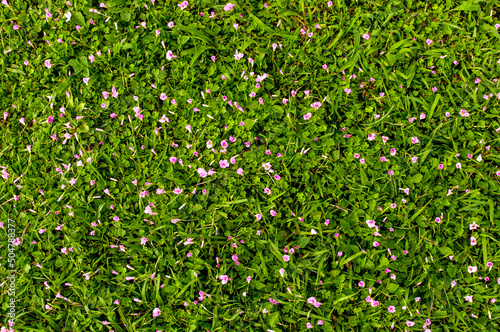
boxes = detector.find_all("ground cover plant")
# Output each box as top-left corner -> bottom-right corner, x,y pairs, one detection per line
1,0 -> 500,331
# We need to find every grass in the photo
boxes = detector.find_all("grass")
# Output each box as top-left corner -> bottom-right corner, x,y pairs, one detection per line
0,0 -> 500,331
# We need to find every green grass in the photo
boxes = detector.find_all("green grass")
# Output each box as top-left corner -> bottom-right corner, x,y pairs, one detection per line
1,0 -> 500,331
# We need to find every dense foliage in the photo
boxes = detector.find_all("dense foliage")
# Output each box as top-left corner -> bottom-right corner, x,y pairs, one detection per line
1,0 -> 500,331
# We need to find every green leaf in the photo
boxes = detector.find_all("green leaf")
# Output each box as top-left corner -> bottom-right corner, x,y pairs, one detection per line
33,309 -> 61,330
386,283 -> 399,293
339,251 -> 364,266
439,247 -> 454,256
483,24 -> 500,40
72,11 -> 86,26
429,94 -> 441,119
189,46 -> 212,66
406,63 -> 417,88
454,4 -> 480,11
267,312 -> 280,327
6,67 -> 25,75
120,10 -> 131,22
69,58 -> 83,76
247,11 -> 274,34
412,173 -> 423,183
297,236 -> 310,248
176,25 -> 214,46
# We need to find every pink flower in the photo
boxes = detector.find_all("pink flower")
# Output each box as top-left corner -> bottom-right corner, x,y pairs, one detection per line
373,241 -> 380,247
219,275 -> 229,284
177,0 -> 188,9
310,101 -> 322,110
358,281 -> 365,287
388,306 -> 396,313
173,187 -> 183,195
234,50 -> 244,60
270,210 -> 277,217
303,113 -> 312,120
224,2 -> 235,11
264,187 -> 271,195
219,160 -> 229,168
166,50 -> 177,61
362,33 -> 370,40
344,88 -> 352,94
426,39 -> 433,45
197,168 -> 208,178
307,297 -> 320,306
159,114 -> 169,123
45,59 -> 52,68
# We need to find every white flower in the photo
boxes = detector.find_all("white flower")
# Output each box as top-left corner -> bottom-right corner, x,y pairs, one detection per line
64,12 -> 72,22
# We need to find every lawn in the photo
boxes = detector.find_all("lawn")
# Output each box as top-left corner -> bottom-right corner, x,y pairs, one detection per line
1,0 -> 500,331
